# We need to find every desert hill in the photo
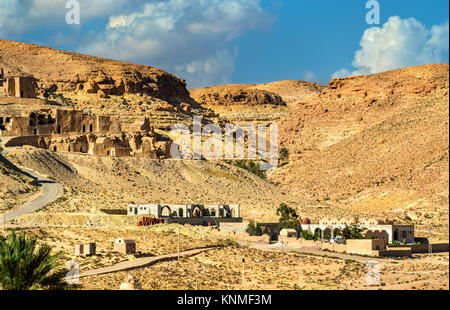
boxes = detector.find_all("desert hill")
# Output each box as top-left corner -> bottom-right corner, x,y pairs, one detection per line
269,64 -> 449,237
189,80 -> 324,125
0,152 -> 37,212
4,147 -> 363,222
190,80 -> 323,107
0,40 -> 190,102
0,40 -> 220,131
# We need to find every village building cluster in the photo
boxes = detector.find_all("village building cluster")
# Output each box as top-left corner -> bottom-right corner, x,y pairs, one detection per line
0,69 -> 172,158
0,108 -> 172,158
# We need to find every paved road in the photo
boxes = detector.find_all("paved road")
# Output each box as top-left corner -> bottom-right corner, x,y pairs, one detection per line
0,165 -> 64,226
79,246 -> 219,278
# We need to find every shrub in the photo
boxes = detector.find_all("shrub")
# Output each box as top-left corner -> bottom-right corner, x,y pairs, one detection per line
300,230 -> 315,240
246,221 -> 263,236
279,148 -> 289,161
231,160 -> 266,179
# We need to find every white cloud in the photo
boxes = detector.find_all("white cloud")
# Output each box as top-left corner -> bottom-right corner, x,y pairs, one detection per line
302,70 -> 318,82
1,0 -> 272,88
333,16 -> 449,79
79,0 -> 272,88
1,0 -> 140,36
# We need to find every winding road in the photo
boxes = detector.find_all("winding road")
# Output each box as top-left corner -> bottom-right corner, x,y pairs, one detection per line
0,149 -> 64,225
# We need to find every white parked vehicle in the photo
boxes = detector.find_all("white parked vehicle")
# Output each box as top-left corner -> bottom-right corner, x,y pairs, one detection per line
330,237 -> 345,244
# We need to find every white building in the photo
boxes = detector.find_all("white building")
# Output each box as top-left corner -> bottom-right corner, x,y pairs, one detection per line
127,204 -> 240,219
300,218 -> 414,244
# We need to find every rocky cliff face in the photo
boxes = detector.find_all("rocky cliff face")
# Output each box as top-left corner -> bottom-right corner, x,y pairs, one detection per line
0,40 -> 190,101
190,85 -> 286,107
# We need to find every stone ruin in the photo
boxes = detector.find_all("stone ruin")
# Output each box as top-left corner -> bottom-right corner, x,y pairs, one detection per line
0,67 -> 37,99
0,108 -> 172,159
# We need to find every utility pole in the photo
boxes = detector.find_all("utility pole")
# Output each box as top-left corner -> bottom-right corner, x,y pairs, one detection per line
178,226 -> 181,261
242,257 -> 245,288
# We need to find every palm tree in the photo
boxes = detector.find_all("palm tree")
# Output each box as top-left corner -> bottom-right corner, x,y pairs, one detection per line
0,231 -> 65,290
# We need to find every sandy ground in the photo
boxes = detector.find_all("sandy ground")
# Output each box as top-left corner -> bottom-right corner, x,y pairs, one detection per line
1,223 -> 447,290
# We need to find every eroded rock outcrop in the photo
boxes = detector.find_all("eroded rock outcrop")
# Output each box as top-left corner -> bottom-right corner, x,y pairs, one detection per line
0,40 -> 190,101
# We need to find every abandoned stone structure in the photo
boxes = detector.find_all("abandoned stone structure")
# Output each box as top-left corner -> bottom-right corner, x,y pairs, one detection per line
0,108 -> 172,159
300,218 -> 415,244
0,68 -> 37,98
127,204 -> 242,226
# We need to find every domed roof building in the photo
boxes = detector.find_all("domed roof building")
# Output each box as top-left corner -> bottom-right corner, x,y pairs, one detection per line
301,217 -> 311,225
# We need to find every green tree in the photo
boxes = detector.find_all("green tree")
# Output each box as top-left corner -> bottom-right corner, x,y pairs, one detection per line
279,148 -> 289,161
0,231 -> 66,290
323,228 -> 332,240
276,203 -> 299,229
246,221 -> 263,236
341,223 -> 366,240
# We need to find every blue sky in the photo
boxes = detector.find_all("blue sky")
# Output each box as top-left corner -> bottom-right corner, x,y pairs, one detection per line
1,0 -> 449,87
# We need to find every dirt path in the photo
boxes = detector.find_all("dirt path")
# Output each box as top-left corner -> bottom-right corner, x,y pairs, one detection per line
0,166 -> 64,225
79,246 -> 219,278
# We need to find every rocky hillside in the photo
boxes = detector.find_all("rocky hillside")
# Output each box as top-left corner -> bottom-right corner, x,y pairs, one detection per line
190,80 -> 324,107
190,84 -> 286,107
0,40 -> 190,102
269,64 -> 449,236
0,152 -> 37,211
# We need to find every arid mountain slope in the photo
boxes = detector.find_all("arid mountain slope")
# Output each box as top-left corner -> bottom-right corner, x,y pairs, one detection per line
189,80 -> 324,125
0,40 -> 220,131
0,40 -> 189,102
190,80 -> 323,107
0,153 -> 37,211
5,147 -> 364,222
269,64 -> 449,236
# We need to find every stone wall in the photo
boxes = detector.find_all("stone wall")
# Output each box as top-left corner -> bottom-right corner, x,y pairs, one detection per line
387,243 -> 449,253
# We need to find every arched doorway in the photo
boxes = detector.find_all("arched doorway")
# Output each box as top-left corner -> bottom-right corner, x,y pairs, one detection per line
192,207 -> 203,218
161,206 -> 172,217
314,228 -> 322,239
